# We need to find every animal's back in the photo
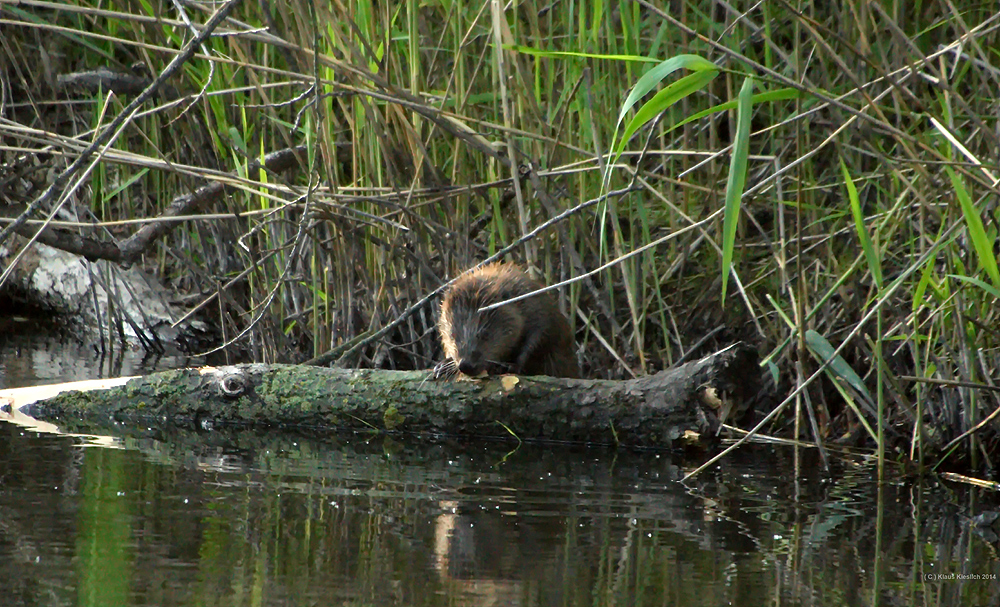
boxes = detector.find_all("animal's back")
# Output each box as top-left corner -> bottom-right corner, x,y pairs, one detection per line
438,264 -> 578,378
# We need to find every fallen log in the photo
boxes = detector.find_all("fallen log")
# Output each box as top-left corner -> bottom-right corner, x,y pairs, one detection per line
3,343 -> 760,449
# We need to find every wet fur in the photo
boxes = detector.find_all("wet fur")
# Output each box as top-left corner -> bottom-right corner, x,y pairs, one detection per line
437,264 -> 578,378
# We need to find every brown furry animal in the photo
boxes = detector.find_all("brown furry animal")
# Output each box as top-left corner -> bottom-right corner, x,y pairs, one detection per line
436,264 -> 579,378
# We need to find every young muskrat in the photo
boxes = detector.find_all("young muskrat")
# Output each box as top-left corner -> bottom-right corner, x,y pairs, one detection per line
436,263 -> 579,378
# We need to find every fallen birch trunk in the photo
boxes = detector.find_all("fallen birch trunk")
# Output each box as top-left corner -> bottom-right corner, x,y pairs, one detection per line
4,344 -> 760,449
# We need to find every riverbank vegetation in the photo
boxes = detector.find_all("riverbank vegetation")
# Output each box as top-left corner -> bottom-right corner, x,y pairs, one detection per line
1,0 -> 998,473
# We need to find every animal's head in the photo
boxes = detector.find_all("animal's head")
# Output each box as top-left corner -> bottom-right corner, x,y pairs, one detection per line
440,270 -> 526,376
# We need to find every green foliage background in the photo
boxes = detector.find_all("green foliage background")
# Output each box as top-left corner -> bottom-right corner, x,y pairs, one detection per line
1,0 -> 998,464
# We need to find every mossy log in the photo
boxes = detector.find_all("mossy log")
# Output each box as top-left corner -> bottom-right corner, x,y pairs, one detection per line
13,343 -> 760,449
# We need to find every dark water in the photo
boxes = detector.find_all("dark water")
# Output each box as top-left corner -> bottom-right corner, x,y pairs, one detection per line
2,330 -> 999,606
0,316 -> 210,387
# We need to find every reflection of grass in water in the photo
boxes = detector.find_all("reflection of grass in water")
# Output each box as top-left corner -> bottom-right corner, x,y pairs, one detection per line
77,447 -> 132,606
3,422 -> 996,606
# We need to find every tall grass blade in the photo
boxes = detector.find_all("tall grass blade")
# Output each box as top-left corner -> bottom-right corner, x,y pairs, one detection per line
721,76 -> 754,302
606,54 -> 718,181
805,329 -> 874,405
618,54 -> 718,119
612,69 -> 719,164
946,167 -> 1000,288
840,157 -> 882,289
948,275 -> 1000,300
508,46 -> 661,62
663,88 -> 801,137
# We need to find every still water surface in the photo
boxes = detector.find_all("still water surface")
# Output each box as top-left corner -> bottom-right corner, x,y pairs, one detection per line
2,327 -> 999,606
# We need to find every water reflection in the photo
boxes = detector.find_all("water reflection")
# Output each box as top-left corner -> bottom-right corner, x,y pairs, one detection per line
1,420 -> 999,607
0,316 -> 214,389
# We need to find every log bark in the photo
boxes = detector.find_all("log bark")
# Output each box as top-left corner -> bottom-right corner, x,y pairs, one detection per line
12,343 -> 760,449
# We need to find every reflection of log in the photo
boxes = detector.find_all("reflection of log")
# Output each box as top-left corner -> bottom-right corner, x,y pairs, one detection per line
13,343 -> 759,449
